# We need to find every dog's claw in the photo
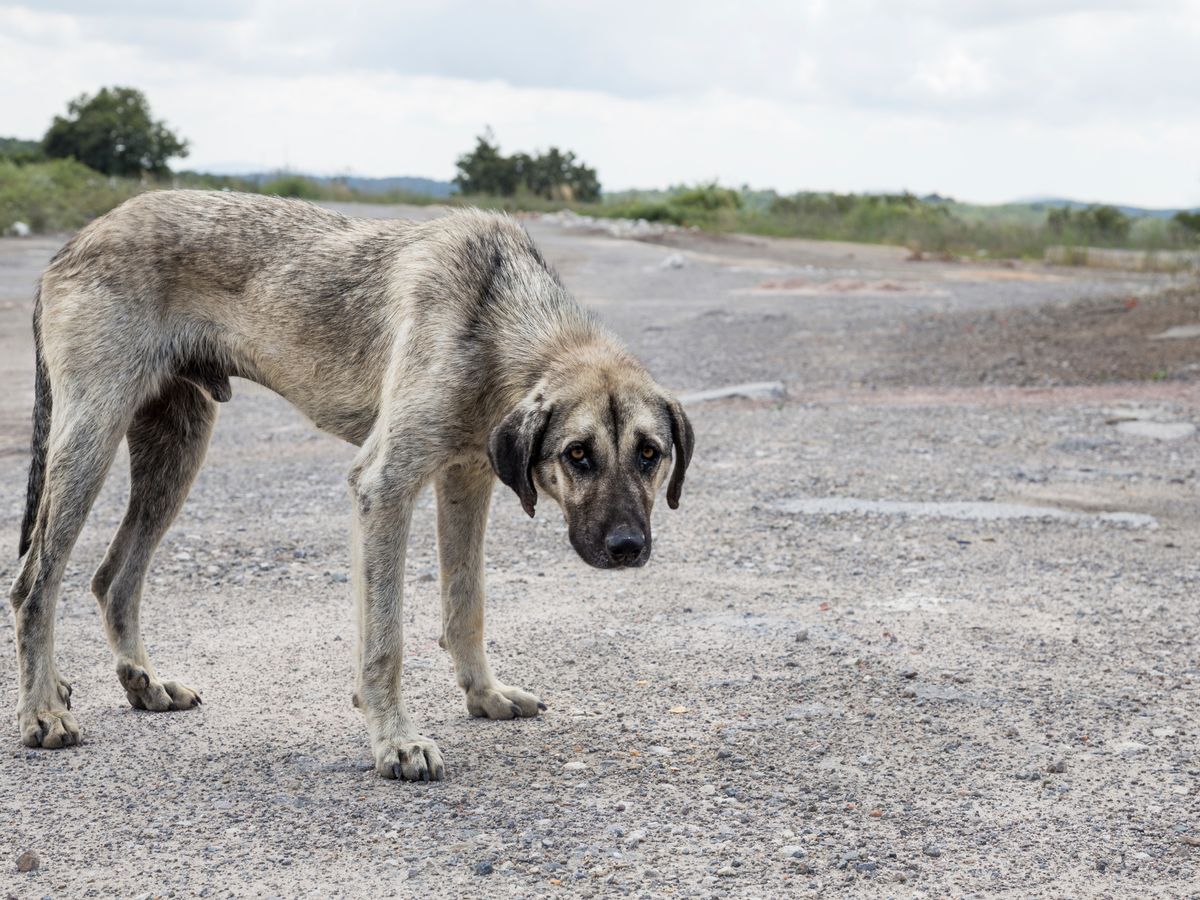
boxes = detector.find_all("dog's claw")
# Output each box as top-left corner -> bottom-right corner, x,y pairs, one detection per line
537,701 -> 548,711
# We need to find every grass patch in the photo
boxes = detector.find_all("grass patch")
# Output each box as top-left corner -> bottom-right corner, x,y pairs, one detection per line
0,159 -> 141,233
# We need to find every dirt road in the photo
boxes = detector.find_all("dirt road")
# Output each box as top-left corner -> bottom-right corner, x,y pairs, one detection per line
1,203 -> 1198,897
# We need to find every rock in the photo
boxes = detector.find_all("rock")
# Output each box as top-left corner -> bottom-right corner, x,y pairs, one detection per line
855,861 -> 877,873
562,761 -> 588,773
715,866 -> 736,877
779,845 -> 805,859
473,860 -> 494,876
1151,324 -> 1200,340
16,850 -> 39,872
329,572 -> 349,583
1114,420 -> 1197,441
923,844 -> 942,858
679,381 -> 786,405
1116,741 -> 1149,757
8,221 -> 32,238
899,668 -> 918,680
784,702 -> 833,720
659,253 -> 685,270
1180,835 -> 1200,847
1047,759 -> 1067,773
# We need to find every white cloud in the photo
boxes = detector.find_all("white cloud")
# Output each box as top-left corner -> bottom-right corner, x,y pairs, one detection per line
2,1 -> 1198,206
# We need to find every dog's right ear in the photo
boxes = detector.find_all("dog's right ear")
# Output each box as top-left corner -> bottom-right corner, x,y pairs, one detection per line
488,402 -> 551,518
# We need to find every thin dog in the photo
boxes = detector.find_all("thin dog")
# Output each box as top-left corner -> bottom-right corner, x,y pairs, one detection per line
9,191 -> 693,781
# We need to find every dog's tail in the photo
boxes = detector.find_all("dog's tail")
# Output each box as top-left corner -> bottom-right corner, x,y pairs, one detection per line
19,285 -> 51,558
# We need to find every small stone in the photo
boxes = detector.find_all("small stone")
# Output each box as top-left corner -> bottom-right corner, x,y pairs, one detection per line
899,668 -> 918,680
474,860 -> 494,876
562,761 -> 588,773
855,861 -> 877,873
716,866 -> 736,877
16,851 -> 39,873
923,844 -> 942,858
1114,420 -> 1197,441
1047,759 -> 1067,773
329,572 -> 349,584
779,845 -> 805,859
1181,835 -> 1200,847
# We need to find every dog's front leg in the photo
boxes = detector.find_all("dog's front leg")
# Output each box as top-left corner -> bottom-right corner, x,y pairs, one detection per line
435,461 -> 545,719
349,448 -> 444,782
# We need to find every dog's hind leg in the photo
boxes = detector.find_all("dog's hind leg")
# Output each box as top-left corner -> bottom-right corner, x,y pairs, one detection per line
11,391 -> 134,748
91,380 -> 215,712
435,460 -> 544,720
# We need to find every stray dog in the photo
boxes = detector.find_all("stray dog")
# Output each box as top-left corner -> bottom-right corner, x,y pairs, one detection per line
9,191 -> 693,781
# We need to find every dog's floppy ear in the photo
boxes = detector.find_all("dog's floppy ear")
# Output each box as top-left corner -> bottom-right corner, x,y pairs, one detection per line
488,403 -> 551,517
665,398 -> 694,509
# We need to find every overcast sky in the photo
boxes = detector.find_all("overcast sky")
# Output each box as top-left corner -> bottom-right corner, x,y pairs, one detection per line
3,1 -> 1198,206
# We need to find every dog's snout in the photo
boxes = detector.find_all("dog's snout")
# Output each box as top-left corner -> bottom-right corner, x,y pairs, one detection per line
605,526 -> 645,565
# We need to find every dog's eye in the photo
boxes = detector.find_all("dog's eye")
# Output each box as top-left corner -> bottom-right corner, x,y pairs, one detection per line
639,445 -> 660,468
565,444 -> 590,468
640,446 -> 657,460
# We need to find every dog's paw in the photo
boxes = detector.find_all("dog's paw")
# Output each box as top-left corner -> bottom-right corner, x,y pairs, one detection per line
373,734 -> 445,782
118,661 -> 201,712
466,684 -> 546,720
18,704 -> 81,749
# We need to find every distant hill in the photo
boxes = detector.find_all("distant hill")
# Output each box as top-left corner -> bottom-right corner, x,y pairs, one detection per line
1018,197 -> 1198,220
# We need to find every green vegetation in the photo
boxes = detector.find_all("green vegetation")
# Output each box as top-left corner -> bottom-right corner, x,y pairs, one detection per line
1175,210 -> 1200,235
455,131 -> 600,202
43,86 -> 188,177
0,137 -> 44,164
0,158 -> 141,232
583,189 -> 1199,259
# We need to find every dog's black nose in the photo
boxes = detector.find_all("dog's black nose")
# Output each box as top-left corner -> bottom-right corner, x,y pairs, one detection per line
605,527 -> 645,565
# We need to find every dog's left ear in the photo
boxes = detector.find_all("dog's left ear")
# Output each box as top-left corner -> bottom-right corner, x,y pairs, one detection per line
664,398 -> 694,509
488,402 -> 551,517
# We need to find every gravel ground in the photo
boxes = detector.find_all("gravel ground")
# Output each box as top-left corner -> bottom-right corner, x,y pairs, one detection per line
1,205 -> 1198,898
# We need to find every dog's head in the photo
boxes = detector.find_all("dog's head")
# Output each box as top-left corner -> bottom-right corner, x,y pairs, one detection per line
488,353 -> 693,569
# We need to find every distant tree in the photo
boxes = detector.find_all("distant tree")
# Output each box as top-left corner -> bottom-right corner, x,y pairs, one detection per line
1173,209 -> 1200,234
454,129 -> 519,196
42,86 -> 188,177
0,137 -> 44,164
1046,204 -> 1130,243
454,130 -> 600,200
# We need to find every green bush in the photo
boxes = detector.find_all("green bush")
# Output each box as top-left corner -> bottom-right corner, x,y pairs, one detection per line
0,137 -> 44,164
0,158 -> 140,232
259,174 -> 323,199
1046,205 -> 1131,245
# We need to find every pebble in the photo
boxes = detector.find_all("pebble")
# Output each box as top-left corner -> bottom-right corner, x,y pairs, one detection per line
473,860 -> 493,876
563,761 -> 588,772
779,845 -> 805,859
715,866 -> 736,877
16,850 -> 39,873
1047,759 -> 1067,773
923,845 -> 942,858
